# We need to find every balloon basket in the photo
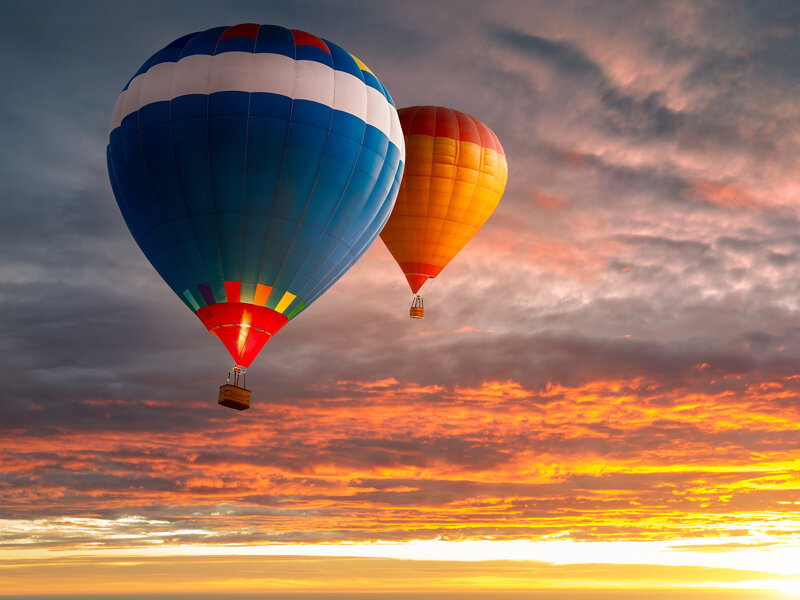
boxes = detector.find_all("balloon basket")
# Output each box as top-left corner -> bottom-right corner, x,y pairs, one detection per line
410,295 -> 424,319
219,366 -> 250,411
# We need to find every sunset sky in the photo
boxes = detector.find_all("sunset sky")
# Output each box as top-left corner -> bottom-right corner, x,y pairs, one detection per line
2,0 -> 800,597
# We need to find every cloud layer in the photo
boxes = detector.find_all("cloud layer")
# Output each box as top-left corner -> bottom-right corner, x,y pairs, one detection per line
2,0 -> 800,594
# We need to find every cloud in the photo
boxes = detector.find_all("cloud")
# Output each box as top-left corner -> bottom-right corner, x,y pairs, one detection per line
4,1 -> 800,581
495,28 -> 606,80
682,180 -> 761,211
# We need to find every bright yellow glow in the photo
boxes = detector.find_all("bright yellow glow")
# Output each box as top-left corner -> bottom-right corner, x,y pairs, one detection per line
1,538 -> 798,596
3,535 -> 800,575
734,580 -> 800,597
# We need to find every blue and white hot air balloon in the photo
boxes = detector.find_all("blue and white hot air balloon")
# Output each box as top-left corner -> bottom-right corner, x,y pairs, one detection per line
106,24 -> 404,408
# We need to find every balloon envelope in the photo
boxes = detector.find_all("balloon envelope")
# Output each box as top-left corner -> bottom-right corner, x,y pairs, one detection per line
380,106 -> 507,294
107,24 -> 404,366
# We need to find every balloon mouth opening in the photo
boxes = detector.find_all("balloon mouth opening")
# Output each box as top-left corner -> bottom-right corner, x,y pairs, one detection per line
196,303 -> 289,366
399,262 -> 444,294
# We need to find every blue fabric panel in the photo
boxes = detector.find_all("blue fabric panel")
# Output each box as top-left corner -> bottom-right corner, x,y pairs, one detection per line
258,258 -> 280,286
215,35 -> 256,54
149,171 -> 182,199
172,95 -> 208,120
241,260 -> 260,285
209,91 -> 249,117
326,40 -> 363,79
281,146 -> 323,178
243,186 -> 276,215
217,213 -> 242,238
196,238 -> 219,262
290,250 -> 327,292
255,25 -> 295,57
178,27 -> 226,59
325,164 -> 377,240
300,162 -> 402,306
363,124 -> 390,158
168,218 -> 194,243
275,170 -> 317,213
352,174 -> 401,259
218,212 -> 243,279
187,261 -> 207,283
274,223 -> 321,289
178,240 -> 203,266
209,114 -> 248,141
222,260 -> 242,282
183,190 -> 214,214
211,161 -> 245,188
173,141 -> 208,168
178,166 -> 211,193
316,152 -> 356,188
301,180 -> 346,231
174,264 -> 194,292
244,214 -> 270,238
314,232 -> 341,259
346,154 -> 400,252
213,188 -> 242,213
209,139 -> 246,165
205,260 -> 225,288
139,101 -> 171,127
292,99 -> 332,129
266,218 -> 296,247
190,214 -> 217,239
361,70 -> 384,94
354,146 -> 384,182
248,120 -> 289,152
331,110 -> 366,143
286,124 -> 328,156
246,139 -> 286,170
250,92 -> 292,118
141,145 -> 175,175
295,44 -> 332,66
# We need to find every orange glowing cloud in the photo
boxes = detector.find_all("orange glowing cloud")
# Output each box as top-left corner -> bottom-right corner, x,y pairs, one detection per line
532,191 -> 569,212
3,374 -> 800,550
682,180 -> 760,211
476,226 -> 620,280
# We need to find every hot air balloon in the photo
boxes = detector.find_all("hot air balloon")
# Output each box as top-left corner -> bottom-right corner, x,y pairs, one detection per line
379,106 -> 507,318
107,24 -> 404,409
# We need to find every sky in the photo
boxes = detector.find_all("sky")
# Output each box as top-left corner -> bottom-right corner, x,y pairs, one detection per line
2,0 -> 800,597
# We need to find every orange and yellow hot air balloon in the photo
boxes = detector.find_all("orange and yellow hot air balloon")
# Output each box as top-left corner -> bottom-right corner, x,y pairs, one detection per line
380,106 -> 508,318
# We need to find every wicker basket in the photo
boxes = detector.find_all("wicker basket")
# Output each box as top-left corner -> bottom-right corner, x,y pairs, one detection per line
410,294 -> 424,319
218,384 -> 251,410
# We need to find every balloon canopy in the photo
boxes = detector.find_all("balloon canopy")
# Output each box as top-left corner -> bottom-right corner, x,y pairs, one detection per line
107,24 -> 405,366
380,106 -> 507,295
